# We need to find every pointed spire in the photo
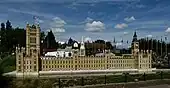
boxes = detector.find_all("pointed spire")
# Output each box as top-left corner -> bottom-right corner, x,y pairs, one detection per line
113,37 -> 116,43
132,31 -> 137,42
80,36 -> 85,52
81,36 -> 84,43
133,31 -> 137,37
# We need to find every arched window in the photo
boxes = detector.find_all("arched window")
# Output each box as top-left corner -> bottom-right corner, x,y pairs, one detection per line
68,52 -> 72,57
33,49 -> 37,53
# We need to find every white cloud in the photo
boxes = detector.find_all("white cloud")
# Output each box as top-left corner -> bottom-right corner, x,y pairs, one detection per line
146,35 -> 152,38
37,19 -> 44,23
85,21 -> 105,32
123,32 -> 128,35
66,2 -> 79,10
8,8 -> 54,18
124,16 -> 136,22
114,23 -> 128,29
58,41 -> 65,44
116,42 -> 122,46
49,17 -> 66,33
2,0 -> 138,3
84,37 -> 92,43
165,27 -> 170,33
136,4 -> 145,8
34,16 -> 44,24
80,17 -> 93,24
85,17 -> 93,23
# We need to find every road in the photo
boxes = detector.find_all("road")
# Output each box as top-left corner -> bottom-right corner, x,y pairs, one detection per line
140,84 -> 170,88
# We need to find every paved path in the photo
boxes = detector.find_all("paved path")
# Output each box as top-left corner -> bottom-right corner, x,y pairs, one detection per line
140,84 -> 170,88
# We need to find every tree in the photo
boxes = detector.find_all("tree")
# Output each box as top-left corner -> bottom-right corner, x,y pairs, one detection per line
138,38 -> 168,56
95,40 -> 105,44
41,32 -> 45,41
106,42 -> 113,50
1,23 -> 5,31
6,20 -> 12,30
42,30 -> 57,49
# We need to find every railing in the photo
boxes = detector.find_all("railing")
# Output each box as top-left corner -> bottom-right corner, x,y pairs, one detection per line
51,71 -> 170,88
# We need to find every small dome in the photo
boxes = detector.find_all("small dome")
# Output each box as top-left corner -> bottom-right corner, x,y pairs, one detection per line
73,42 -> 78,48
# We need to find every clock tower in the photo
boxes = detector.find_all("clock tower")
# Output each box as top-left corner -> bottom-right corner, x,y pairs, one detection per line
132,31 -> 139,56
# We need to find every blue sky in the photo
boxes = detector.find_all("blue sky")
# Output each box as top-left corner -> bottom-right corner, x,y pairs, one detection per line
1,0 -> 170,45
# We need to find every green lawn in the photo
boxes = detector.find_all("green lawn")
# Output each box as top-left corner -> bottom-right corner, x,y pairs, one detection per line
55,72 -> 170,87
0,55 -> 16,73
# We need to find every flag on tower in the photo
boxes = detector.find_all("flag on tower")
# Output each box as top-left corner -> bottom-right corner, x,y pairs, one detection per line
33,16 -> 37,20
33,16 -> 38,24
33,16 -> 43,24
33,16 -> 39,22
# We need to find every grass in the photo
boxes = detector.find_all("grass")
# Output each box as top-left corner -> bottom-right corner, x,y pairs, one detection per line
56,72 -> 170,87
10,72 -> 170,88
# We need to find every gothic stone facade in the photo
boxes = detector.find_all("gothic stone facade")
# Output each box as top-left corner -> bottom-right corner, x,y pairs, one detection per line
16,24 -> 152,77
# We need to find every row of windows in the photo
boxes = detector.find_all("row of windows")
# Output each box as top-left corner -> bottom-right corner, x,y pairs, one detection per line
18,65 -> 37,72
42,60 -> 73,64
140,60 -> 151,63
110,57 -> 133,59
30,33 -> 37,36
42,63 -> 135,69
113,64 -> 134,67
42,65 -> 73,68
30,37 -> 36,43
140,64 -> 151,68
110,60 -> 134,63
139,56 -> 151,59
42,64 -> 106,69
18,60 -> 36,65
42,60 -> 135,65
75,60 -> 105,63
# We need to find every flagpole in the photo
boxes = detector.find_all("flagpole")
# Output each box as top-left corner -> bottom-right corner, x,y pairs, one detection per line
151,37 -> 153,51
165,36 -> 168,56
127,40 -> 128,54
156,36 -> 158,54
144,37 -> 145,51
104,41 -> 105,53
92,41 -> 93,56
121,35 -> 123,50
161,36 -> 163,56
166,38 -> 167,56
113,37 -> 116,50
147,37 -> 149,50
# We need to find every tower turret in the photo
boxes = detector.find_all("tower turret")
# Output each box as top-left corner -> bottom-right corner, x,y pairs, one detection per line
131,31 -> 139,56
132,31 -> 137,42
80,36 -> 85,56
